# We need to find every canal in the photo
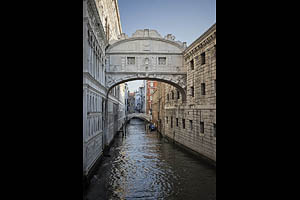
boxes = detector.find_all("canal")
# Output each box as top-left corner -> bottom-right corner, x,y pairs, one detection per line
84,118 -> 216,200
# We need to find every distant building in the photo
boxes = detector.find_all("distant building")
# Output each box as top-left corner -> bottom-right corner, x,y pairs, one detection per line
151,82 -> 165,133
146,81 -> 158,115
127,92 -> 136,114
134,83 -> 146,113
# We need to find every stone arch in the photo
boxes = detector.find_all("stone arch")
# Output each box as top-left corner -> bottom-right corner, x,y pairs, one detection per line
106,77 -> 186,101
127,116 -> 150,123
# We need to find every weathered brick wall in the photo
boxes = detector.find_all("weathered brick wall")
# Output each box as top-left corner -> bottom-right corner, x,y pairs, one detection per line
162,24 -> 216,162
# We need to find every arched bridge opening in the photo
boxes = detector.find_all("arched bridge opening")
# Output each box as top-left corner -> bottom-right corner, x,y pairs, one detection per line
106,78 -> 186,101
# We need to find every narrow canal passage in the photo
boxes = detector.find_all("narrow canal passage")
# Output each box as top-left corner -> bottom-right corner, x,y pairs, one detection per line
85,119 -> 216,200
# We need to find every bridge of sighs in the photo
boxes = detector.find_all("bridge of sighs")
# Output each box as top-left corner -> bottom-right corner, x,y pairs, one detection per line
105,29 -> 187,100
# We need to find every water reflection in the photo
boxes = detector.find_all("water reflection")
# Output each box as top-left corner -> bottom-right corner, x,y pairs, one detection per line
85,119 -> 216,200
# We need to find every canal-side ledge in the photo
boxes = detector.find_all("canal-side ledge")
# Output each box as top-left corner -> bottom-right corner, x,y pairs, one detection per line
158,131 -> 216,168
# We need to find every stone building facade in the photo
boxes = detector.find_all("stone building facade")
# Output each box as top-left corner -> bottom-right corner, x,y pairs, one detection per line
153,24 -> 216,162
127,92 -> 135,114
146,81 -> 158,116
134,84 -> 145,113
83,0 -> 125,177
151,82 -> 165,133
95,0 -> 122,41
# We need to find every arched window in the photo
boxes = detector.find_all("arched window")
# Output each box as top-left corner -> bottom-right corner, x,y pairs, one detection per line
91,119 -> 94,135
87,95 -> 90,113
88,119 -> 90,137
98,117 -> 101,131
89,95 -> 92,113
94,118 -> 96,132
95,97 -> 97,112
92,96 -> 94,112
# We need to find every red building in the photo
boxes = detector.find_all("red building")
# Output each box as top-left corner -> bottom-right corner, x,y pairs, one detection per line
146,81 -> 158,115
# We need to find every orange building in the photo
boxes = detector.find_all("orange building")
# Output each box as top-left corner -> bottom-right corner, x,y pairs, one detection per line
146,80 -> 158,115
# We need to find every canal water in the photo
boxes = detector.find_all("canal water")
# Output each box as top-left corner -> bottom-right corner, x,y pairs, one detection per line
85,119 -> 216,200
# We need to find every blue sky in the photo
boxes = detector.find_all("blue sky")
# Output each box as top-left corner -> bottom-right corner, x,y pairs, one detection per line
117,0 -> 216,91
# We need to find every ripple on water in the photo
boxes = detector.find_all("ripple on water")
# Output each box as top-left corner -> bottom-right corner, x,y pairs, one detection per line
85,119 -> 216,200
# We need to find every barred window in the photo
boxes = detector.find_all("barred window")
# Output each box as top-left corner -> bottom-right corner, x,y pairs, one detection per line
200,121 -> 204,133
191,86 -> 194,97
158,57 -> 166,65
201,52 -> 206,65
127,57 -> 135,65
213,123 -> 216,137
201,83 -> 206,95
214,45 -> 216,58
214,80 -> 216,94
190,59 -> 194,70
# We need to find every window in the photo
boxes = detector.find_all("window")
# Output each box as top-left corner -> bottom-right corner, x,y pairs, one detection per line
171,117 -> 173,128
88,120 -> 90,136
191,86 -> 194,97
200,121 -> 204,134
190,59 -> 194,70
214,45 -> 216,58
176,118 -> 178,127
213,123 -> 216,137
214,80 -> 216,94
201,83 -> 206,95
127,57 -> 135,65
182,119 -> 185,129
201,52 -> 206,65
189,120 -> 193,130
167,94 -> 169,101
171,91 -> 174,100
166,116 -> 168,124
177,91 -> 180,99
158,57 -> 166,65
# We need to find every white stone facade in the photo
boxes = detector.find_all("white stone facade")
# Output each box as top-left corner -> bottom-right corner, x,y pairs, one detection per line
106,29 -> 187,101
83,0 -> 125,176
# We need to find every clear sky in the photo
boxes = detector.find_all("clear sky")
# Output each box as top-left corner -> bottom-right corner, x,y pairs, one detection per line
117,0 -> 216,91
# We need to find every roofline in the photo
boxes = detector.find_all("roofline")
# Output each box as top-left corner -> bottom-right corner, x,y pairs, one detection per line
184,23 -> 216,54
106,37 -> 185,53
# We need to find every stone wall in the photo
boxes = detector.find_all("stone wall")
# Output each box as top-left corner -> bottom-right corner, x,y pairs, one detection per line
156,24 -> 216,162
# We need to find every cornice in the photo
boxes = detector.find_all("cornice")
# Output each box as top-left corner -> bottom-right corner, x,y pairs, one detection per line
83,72 -> 108,91
184,23 -> 216,57
107,52 -> 182,55
106,37 -> 186,53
